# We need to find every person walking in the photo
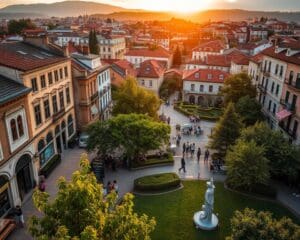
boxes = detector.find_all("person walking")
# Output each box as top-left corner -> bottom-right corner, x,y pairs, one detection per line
191,143 -> 195,157
178,157 -> 186,173
186,141 -> 190,154
15,205 -> 24,228
182,142 -> 186,155
204,149 -> 210,162
167,116 -> 171,125
197,147 -> 201,163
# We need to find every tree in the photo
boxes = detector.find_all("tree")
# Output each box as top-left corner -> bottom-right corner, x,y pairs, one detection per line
240,122 -> 300,186
29,154 -> 156,239
87,114 -> 170,166
89,30 -> 99,55
226,140 -> 269,190
113,77 -> 161,119
235,96 -> 264,126
221,73 -> 256,105
172,46 -> 182,66
227,208 -> 300,240
8,19 -> 36,34
209,102 -> 243,159
159,77 -> 180,100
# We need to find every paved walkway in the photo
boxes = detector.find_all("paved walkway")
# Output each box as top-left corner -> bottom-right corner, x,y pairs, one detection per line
8,98 -> 300,239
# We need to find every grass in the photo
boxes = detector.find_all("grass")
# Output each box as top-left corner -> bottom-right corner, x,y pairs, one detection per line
134,181 -> 299,240
134,173 -> 180,191
174,103 -> 223,121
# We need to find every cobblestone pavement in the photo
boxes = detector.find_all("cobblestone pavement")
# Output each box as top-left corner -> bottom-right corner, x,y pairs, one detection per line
8,97 -> 300,239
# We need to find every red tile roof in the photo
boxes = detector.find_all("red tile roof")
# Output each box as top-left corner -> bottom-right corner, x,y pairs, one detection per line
125,46 -> 171,58
112,60 -> 136,77
262,46 -> 300,65
0,42 -> 67,71
192,40 -> 226,53
183,69 -> 229,84
137,60 -> 166,78
250,53 -> 264,64
188,55 -> 231,67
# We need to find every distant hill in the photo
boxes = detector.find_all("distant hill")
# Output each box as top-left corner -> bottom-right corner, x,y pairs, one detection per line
0,12 -> 45,19
0,1 -> 126,18
93,9 -> 300,23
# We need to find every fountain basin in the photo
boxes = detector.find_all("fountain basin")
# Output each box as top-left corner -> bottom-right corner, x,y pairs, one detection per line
193,211 -> 219,230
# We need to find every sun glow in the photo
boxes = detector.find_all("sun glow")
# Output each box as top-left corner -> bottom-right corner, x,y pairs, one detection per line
135,0 -> 214,13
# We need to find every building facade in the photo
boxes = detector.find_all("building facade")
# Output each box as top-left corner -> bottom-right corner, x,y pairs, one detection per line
97,34 -> 126,60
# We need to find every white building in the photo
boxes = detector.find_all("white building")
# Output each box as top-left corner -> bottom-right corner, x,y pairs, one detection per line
97,34 -> 126,59
192,40 -> 227,61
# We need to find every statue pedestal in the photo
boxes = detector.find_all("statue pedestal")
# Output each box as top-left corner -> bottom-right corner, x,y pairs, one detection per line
193,211 -> 219,230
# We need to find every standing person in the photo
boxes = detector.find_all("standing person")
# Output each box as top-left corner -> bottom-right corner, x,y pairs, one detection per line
107,181 -> 112,194
178,157 -> 186,173
204,149 -> 210,162
113,180 -> 119,195
15,205 -> 24,228
186,141 -> 190,154
191,143 -> 195,157
38,177 -> 46,192
197,147 -> 201,163
167,116 -> 171,125
182,142 -> 186,155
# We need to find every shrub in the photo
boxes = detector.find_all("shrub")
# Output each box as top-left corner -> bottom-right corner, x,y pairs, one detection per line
134,173 -> 181,192
132,153 -> 174,168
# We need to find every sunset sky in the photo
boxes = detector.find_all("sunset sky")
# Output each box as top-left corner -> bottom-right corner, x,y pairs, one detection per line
1,0 -> 300,12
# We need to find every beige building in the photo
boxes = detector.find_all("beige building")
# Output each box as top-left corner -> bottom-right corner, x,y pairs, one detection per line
97,34 -> 126,59
0,39 -> 76,183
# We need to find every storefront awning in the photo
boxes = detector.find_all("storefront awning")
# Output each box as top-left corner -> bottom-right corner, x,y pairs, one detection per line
276,109 -> 292,121
91,105 -> 99,115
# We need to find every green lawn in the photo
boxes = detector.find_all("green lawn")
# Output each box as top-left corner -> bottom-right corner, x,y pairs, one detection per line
134,181 -> 299,240
174,103 -> 223,121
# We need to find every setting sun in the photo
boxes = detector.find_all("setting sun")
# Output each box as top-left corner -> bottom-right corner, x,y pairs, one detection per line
135,0 -> 214,13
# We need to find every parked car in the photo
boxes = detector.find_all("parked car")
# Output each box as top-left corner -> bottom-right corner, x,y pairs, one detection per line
79,133 -> 89,148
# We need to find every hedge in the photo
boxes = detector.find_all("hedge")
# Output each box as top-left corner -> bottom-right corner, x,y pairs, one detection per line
134,173 -> 181,192
39,154 -> 61,178
174,105 -> 220,121
132,153 -> 174,168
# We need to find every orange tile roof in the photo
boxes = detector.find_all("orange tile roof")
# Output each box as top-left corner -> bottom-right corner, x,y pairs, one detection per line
192,40 -> 226,53
183,69 -> 229,84
137,60 -> 166,78
125,46 -> 171,58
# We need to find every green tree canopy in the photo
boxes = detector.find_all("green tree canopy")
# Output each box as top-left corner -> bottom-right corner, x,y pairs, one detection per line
89,30 -> 99,55
235,95 -> 264,126
227,208 -> 300,240
172,46 -> 182,66
209,102 -> 243,159
87,114 -> 170,165
29,154 -> 156,239
8,19 -> 36,34
221,73 -> 257,105
226,139 -> 269,190
113,77 -> 161,119
240,122 -> 300,185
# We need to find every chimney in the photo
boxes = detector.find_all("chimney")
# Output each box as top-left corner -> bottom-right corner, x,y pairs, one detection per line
82,45 -> 90,55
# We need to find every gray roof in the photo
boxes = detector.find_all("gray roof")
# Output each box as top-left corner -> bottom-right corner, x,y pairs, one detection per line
0,75 -> 31,105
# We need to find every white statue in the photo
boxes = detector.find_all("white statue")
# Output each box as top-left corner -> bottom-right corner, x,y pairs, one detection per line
193,178 -> 218,230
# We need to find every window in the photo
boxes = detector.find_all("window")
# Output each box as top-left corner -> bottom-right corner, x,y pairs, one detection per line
59,91 -> 64,109
279,66 -> 283,77
218,86 -> 222,92
34,104 -> 42,126
289,71 -> 294,84
275,64 -> 279,75
149,80 -> 153,87
191,84 -> 195,91
275,84 -> 280,96
195,73 -> 199,78
46,132 -> 53,144
68,114 -> 74,137
268,61 -> 271,72
66,87 -> 71,104
64,66 -> 68,78
272,103 -> 277,114
209,85 -> 213,92
31,78 -> 38,92
52,95 -> 58,113
0,142 -> 3,160
10,119 -> 18,141
48,72 -> 53,85
285,91 -> 290,103
38,139 -> 45,152
141,79 -> 145,86
54,70 -> 59,82
59,68 -> 63,79
268,100 -> 272,111
40,75 -> 46,89
17,115 -> 24,137
44,99 -> 51,119
271,82 -> 274,93
219,75 -> 224,80
200,85 -> 204,92
208,74 -> 212,80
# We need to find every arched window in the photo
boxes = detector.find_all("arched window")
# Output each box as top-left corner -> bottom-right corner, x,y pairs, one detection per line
55,125 -> 60,135
289,71 -> 294,84
38,139 -> 45,152
10,119 -> 18,141
61,120 -> 66,129
46,132 -> 53,144
68,114 -> 74,137
17,115 -> 24,137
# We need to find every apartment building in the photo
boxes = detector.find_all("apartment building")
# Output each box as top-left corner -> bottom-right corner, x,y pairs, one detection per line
97,34 -> 126,59
0,40 -> 76,180
182,69 -> 229,106
0,75 -> 36,214
192,40 -> 227,61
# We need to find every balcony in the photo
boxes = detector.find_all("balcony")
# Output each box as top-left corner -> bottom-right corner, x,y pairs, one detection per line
285,79 -> 300,92
279,99 -> 296,112
278,122 -> 297,140
257,84 -> 267,94
52,107 -> 65,123
90,92 -> 99,102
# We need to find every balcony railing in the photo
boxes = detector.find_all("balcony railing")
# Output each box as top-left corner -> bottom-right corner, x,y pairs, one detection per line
52,107 -> 65,123
257,84 -> 267,93
285,78 -> 300,92
279,99 -> 296,112
90,92 -> 99,102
